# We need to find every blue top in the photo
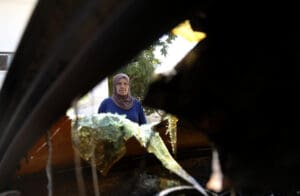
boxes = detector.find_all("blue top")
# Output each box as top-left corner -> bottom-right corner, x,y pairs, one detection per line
98,97 -> 147,125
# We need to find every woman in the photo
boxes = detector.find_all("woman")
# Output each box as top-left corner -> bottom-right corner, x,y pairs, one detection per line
98,73 -> 147,125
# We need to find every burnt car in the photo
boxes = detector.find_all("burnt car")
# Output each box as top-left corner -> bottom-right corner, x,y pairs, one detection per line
0,0 -> 300,195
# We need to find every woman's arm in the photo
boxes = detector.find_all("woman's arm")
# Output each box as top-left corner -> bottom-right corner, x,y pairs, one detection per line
98,98 -> 108,113
137,101 -> 147,125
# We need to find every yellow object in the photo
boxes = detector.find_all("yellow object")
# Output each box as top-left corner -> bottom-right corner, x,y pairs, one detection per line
172,20 -> 206,42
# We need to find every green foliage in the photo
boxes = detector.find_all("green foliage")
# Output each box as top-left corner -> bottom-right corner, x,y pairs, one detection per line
110,33 -> 176,114
157,33 -> 177,57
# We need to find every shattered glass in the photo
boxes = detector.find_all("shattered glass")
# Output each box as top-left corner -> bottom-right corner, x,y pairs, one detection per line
165,115 -> 178,155
71,113 -> 207,195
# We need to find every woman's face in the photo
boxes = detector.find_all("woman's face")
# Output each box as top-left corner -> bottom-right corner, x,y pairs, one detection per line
115,78 -> 129,96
